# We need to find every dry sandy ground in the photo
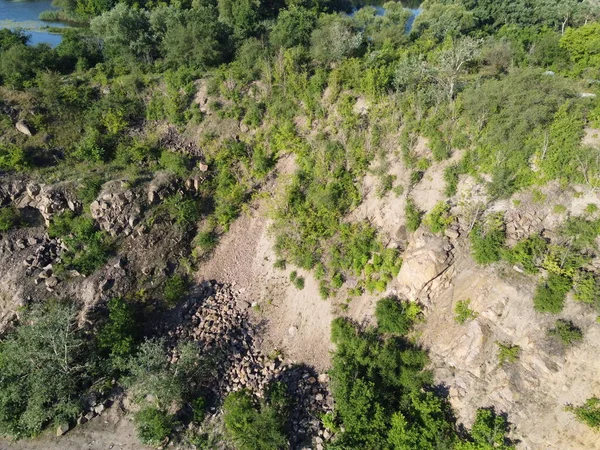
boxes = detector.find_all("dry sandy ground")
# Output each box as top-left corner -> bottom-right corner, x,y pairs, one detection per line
196,156 -> 335,371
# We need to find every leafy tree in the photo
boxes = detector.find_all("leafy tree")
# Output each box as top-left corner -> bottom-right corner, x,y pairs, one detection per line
0,302 -> 92,438
270,7 -> 317,49
311,15 -> 363,65
561,22 -> 600,74
90,4 -> 156,62
125,339 -> 209,410
503,235 -> 547,273
412,1 -> 475,41
162,6 -> 232,69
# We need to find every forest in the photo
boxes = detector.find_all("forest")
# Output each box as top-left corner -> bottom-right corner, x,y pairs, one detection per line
2,0 -> 600,448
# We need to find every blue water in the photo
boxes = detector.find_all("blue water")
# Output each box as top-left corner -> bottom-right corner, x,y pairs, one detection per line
0,0 -> 65,47
351,2 -> 423,33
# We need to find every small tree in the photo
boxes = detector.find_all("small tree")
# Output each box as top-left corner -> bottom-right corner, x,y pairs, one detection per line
223,390 -> 287,450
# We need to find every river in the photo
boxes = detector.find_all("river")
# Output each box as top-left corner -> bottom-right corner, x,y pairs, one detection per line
0,0 -> 65,47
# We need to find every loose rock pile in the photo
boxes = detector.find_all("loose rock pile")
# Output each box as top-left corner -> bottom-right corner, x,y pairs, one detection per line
90,182 -> 142,237
505,210 -> 545,245
164,282 -> 334,449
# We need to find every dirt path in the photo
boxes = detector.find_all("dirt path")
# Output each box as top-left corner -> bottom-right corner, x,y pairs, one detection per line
0,409 -> 149,450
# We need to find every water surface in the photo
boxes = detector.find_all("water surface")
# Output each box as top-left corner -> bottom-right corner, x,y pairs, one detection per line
0,0 -> 65,46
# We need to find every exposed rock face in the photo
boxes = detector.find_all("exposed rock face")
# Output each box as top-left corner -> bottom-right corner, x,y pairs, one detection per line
397,228 -> 454,300
416,246 -> 600,450
0,179 -> 80,225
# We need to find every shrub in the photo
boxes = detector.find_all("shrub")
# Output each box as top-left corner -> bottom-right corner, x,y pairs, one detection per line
319,281 -> 330,299
454,300 -> 477,324
548,319 -> 583,346
160,150 -> 191,178
293,276 -> 305,290
470,214 -> 505,265
164,275 -> 188,306
223,390 -> 287,450
566,397 -> 600,429
77,175 -> 104,206
573,271 -> 600,307
48,212 -> 111,275
274,259 -> 286,270
533,273 -> 572,313
97,297 -> 139,360
496,342 -> 520,366
0,206 -> 20,232
134,407 -> 174,447
125,339 -> 209,409
423,201 -> 453,234
503,235 -> 547,274
0,143 -> 28,171
405,199 -> 423,232
193,230 -> 218,256
164,193 -> 202,228
375,297 -> 418,335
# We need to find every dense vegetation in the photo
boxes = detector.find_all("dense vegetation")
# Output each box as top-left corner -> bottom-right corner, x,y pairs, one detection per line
2,0 -> 600,446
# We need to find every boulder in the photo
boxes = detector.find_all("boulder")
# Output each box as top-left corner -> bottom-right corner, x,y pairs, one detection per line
16,121 -> 32,137
397,229 -> 452,300
56,422 -> 69,436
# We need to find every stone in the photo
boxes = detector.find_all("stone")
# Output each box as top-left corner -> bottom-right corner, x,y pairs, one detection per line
16,120 -> 33,136
45,276 -> 59,289
56,423 -> 69,436
445,228 -> 460,239
198,162 -> 209,172
288,326 -> 298,336
93,404 -> 105,415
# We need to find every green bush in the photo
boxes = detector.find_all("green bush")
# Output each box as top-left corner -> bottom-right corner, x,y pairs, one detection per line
405,198 -> 423,232
496,342 -> 520,366
164,193 -> 202,228
164,275 -> 188,306
125,339 -> 209,409
548,319 -> 583,346
48,212 -> 112,275
97,297 -> 139,360
573,271 -> 600,308
470,214 -> 506,265
160,151 -> 191,178
375,296 -> 419,335
533,273 -> 572,313
223,390 -> 287,450
454,300 -> 477,324
134,407 -> 174,447
503,235 -> 547,274
0,206 -> 20,232
0,143 -> 28,171
566,397 -> 600,429
423,201 -> 453,234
